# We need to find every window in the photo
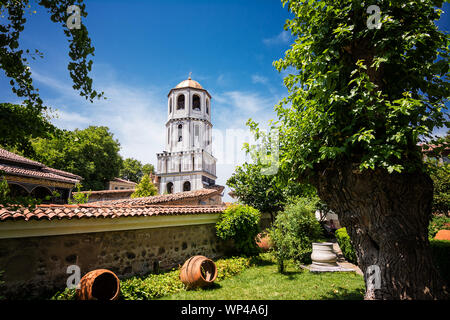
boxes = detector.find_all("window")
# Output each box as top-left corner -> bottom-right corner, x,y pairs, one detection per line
206,99 -> 209,114
177,94 -> 185,110
167,127 -> 170,144
167,182 -> 173,194
193,94 -> 201,111
178,124 -> 183,142
183,181 -> 191,192
169,98 -> 172,113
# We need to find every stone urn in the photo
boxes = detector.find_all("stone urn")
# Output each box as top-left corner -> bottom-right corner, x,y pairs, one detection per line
311,242 -> 338,266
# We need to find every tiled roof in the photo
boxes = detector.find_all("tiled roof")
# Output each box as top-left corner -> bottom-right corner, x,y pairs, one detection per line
42,167 -> 82,181
0,163 -> 80,184
0,204 -> 225,221
93,186 -> 224,206
111,178 -> 137,184
0,148 -> 44,168
0,147 -> 81,185
74,189 -> 135,195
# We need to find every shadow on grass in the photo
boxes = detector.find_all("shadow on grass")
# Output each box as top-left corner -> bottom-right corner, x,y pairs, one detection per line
317,286 -> 365,300
189,282 -> 222,292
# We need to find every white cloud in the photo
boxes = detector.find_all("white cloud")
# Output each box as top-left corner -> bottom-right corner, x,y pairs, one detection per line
263,30 -> 291,46
33,67 -> 167,166
251,74 -> 269,85
214,90 -> 274,114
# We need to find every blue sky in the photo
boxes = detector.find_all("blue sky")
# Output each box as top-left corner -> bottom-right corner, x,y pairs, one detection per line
1,1 -> 449,201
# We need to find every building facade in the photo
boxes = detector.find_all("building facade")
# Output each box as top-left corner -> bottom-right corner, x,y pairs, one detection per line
156,76 -> 217,194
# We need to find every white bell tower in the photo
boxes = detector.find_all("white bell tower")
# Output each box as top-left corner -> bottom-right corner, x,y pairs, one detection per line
156,75 -> 217,194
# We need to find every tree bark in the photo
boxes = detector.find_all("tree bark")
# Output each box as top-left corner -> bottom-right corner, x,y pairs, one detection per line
312,163 -> 448,300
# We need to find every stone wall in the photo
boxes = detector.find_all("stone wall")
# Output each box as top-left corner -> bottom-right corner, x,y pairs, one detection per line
0,223 -> 230,299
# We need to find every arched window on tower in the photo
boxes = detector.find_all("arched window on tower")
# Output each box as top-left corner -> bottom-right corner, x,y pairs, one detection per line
178,124 -> 183,142
206,99 -> 209,115
169,98 -> 172,113
167,182 -> 173,194
193,94 -> 201,111
183,181 -> 191,192
177,94 -> 185,110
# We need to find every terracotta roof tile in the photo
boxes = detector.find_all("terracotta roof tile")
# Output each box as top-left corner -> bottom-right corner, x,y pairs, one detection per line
0,148 -> 44,167
0,147 -> 81,185
0,203 -> 225,222
92,186 -> 224,206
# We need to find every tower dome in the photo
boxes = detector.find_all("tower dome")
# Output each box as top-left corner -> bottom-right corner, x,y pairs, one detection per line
175,76 -> 203,90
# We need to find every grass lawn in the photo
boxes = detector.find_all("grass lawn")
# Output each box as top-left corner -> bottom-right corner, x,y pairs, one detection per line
160,257 -> 365,300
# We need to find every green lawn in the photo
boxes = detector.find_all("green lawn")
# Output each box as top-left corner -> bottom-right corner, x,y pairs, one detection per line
160,258 -> 365,300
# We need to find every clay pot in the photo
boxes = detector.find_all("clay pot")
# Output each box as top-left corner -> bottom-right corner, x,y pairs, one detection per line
311,242 -> 338,266
435,230 -> 450,241
180,255 -> 217,288
76,269 -> 120,300
256,232 -> 272,251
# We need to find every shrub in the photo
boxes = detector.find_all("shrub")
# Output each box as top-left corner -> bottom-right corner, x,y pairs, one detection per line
269,197 -> 323,272
120,269 -> 184,300
51,287 -> 77,300
428,214 -> 450,239
430,239 -> 450,286
335,227 -> 358,265
216,204 -> 261,256
131,174 -> 158,198
428,162 -> 450,215
215,256 -> 252,281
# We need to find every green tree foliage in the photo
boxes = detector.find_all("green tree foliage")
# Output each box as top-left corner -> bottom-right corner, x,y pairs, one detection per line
0,1 -> 103,155
428,161 -> 450,215
120,159 -> 155,183
32,126 -> 122,191
68,183 -> 90,204
227,162 -> 317,215
0,103 -> 56,157
142,163 -> 155,176
216,204 -> 261,256
269,197 -> 323,272
266,0 -> 448,182
131,174 -> 158,198
120,158 -> 143,183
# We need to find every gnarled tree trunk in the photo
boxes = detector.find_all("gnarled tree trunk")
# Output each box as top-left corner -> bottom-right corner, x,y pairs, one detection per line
313,163 -> 448,300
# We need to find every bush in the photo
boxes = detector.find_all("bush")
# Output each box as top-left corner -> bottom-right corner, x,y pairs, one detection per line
335,227 -> 358,265
120,269 -> 184,300
430,239 -> 450,286
216,204 -> 261,256
428,162 -> 450,215
269,197 -> 323,272
428,214 -> 450,239
215,256 -> 252,281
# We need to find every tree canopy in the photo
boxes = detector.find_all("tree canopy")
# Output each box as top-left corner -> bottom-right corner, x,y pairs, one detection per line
120,158 -> 155,183
0,0 -> 102,156
32,126 -> 122,191
265,0 -> 449,186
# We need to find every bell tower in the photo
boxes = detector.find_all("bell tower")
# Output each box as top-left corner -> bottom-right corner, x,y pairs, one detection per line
156,76 -> 217,194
